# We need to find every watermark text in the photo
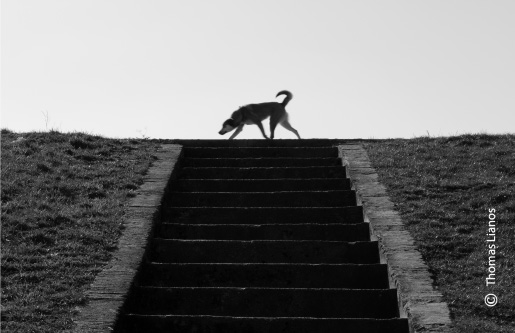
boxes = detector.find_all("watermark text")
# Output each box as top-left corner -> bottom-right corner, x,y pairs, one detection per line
485,208 -> 498,307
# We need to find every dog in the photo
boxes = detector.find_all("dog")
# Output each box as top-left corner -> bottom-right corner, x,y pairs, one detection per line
218,90 -> 301,140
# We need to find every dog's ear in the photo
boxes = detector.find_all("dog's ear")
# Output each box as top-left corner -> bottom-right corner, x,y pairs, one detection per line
224,119 -> 235,127
232,109 -> 244,123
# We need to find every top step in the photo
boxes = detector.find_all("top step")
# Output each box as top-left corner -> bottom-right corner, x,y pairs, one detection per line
172,139 -> 350,148
184,147 -> 338,158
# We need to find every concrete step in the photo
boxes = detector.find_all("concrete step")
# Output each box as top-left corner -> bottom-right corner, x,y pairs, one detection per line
169,178 -> 352,192
182,157 -> 342,167
162,207 -> 364,224
184,147 -> 338,158
138,263 -> 389,289
123,287 -> 400,318
179,166 -> 346,179
168,190 -> 357,208
112,141 -> 408,333
173,139 -> 344,147
118,315 -> 409,333
150,239 -> 380,264
156,223 -> 370,241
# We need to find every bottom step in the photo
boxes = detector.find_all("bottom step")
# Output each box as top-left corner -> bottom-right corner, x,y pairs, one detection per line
116,315 -> 410,333
123,287 -> 400,318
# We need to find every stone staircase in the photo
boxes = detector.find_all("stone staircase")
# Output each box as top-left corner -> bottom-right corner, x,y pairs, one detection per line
114,140 -> 410,332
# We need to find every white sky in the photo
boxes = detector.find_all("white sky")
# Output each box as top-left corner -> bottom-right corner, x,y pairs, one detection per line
2,1 -> 514,139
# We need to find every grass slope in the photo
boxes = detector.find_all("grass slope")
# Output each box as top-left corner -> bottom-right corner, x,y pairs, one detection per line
364,134 -> 515,332
1,130 -> 161,332
1,131 -> 513,332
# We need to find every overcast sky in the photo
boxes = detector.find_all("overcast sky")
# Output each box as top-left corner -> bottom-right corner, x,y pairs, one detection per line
2,1 -> 514,139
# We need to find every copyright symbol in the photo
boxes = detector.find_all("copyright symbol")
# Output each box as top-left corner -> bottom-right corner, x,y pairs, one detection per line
484,294 -> 498,307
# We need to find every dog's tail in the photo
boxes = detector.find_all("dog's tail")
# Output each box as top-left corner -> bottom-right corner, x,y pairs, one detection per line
276,90 -> 293,107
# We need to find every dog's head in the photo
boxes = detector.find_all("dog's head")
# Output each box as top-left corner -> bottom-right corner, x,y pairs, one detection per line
219,106 -> 248,135
219,118 -> 237,135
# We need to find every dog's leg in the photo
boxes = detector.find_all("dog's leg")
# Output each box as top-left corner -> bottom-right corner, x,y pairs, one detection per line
229,125 -> 244,140
256,121 -> 270,140
280,119 -> 301,139
270,120 -> 278,140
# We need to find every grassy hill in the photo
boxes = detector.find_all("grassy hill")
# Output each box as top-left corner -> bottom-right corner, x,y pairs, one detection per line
364,134 -> 514,332
1,130 -> 514,332
1,130 -> 162,332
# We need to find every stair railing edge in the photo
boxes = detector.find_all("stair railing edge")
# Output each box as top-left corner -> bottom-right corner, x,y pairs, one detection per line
71,144 -> 183,333
338,144 -> 453,333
